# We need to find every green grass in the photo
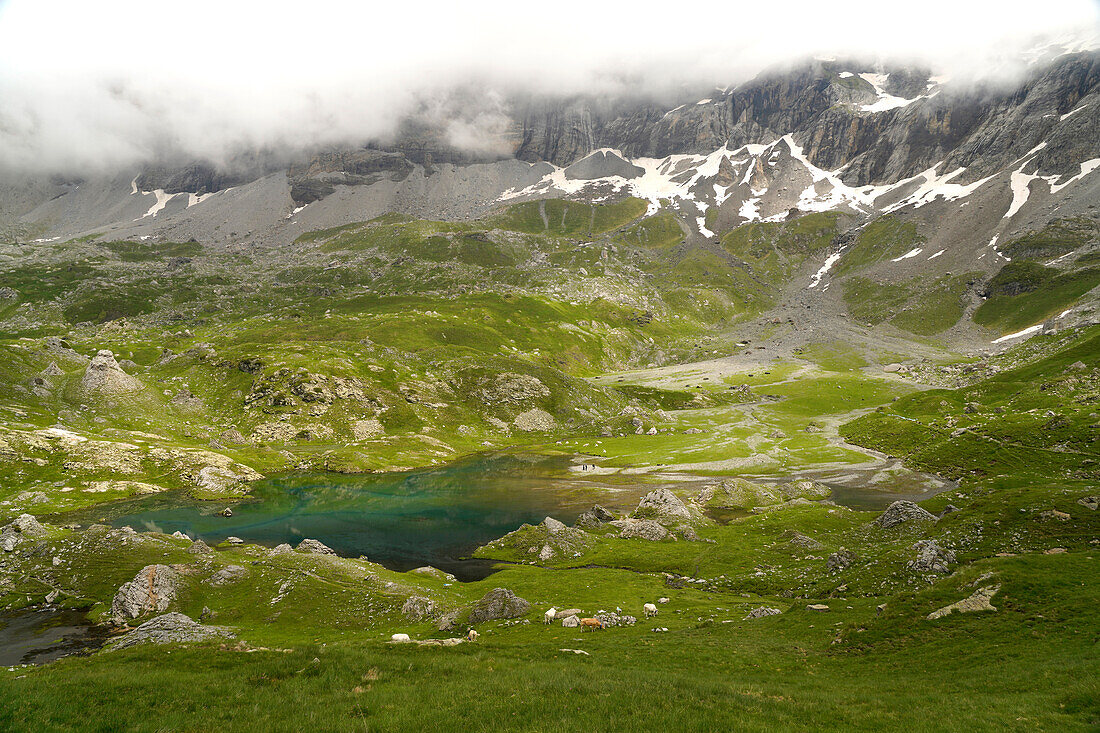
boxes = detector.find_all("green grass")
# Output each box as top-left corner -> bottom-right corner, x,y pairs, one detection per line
1000,216 -> 1098,262
834,216 -> 924,276
974,263 -> 1100,334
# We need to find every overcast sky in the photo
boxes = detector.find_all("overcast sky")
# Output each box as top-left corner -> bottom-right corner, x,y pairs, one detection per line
0,0 -> 1097,174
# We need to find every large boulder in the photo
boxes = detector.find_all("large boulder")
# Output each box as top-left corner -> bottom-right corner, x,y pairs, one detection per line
3,514 -> 47,539
575,504 -> 615,528
908,540 -> 956,574
512,409 -> 556,432
744,607 -> 783,620
296,538 -> 336,555
611,518 -> 671,541
108,612 -> 234,650
696,478 -> 781,509
80,350 -> 142,395
873,500 -> 936,528
780,530 -> 824,551
632,488 -> 694,522
111,565 -> 181,620
467,588 -> 530,625
205,565 -> 248,586
402,596 -> 439,621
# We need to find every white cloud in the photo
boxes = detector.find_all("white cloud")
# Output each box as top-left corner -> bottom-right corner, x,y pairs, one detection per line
0,0 -> 1096,173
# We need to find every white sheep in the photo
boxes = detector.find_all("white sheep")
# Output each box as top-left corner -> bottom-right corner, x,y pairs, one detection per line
643,603 -> 658,618
391,633 -> 411,642
544,607 -> 558,624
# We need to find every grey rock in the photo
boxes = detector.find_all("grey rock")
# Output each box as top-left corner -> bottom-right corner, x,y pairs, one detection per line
561,615 -> 580,628
873,500 -> 936,528
826,548 -> 856,571
205,565 -> 248,586
108,612 -> 234,650
111,564 -> 181,620
781,530 -> 824,551
806,604 -> 830,612
927,585 -> 1000,620
402,595 -> 439,621
7,514 -> 47,539
467,588 -> 531,625
542,517 -> 567,534
908,540 -> 956,574
296,538 -> 336,555
575,504 -> 615,528
595,612 -> 636,628
80,350 -> 142,395
744,606 -> 783,620
187,539 -> 213,555
1077,496 -> 1098,511
611,518 -> 671,541
632,488 -> 693,522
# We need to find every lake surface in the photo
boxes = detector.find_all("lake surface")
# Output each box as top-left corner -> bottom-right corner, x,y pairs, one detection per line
0,608 -> 112,666
75,452 -> 954,580
80,452 -> 659,580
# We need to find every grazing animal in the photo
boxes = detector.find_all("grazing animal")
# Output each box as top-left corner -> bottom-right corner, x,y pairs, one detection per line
391,633 -> 411,642
580,617 -> 604,631
544,607 -> 557,625
643,603 -> 658,618
467,628 -> 479,642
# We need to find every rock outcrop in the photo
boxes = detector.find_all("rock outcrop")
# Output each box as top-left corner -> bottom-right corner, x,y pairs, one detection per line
108,612 -> 234,650
111,564 -> 181,620
467,588 -> 530,625
80,350 -> 142,395
927,585 -> 1001,620
873,500 -> 936,528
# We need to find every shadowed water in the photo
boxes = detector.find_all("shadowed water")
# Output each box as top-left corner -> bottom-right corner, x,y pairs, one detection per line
0,608 -> 112,666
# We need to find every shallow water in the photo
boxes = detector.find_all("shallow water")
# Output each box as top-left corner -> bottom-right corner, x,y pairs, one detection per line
0,608 -> 111,666
79,452 -> 659,580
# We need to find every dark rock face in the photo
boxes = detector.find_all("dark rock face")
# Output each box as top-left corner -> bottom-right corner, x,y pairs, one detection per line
288,149 -> 414,204
564,151 -> 644,181
136,163 -> 252,195
467,587 -> 530,625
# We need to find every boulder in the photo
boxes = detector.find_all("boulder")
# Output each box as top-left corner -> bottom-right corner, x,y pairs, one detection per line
927,585 -> 1000,620
561,615 -> 580,628
780,530 -> 824,551
1078,496 -> 1098,511
7,514 -> 47,539
908,540 -> 956,574
611,518 -> 671,541
826,548 -> 856,571
806,604 -> 830,612
108,612 -> 233,650
205,565 -> 248,586
542,517 -> 567,534
187,539 -> 213,555
575,504 -> 615,528
696,478 -> 781,509
595,612 -> 637,628
744,607 -> 783,620
555,608 -> 583,619
632,488 -> 693,522
777,480 -> 831,501
402,596 -> 439,621
1038,509 -> 1071,521
873,500 -> 936,528
80,350 -> 142,395
111,565 -> 181,620
296,538 -> 336,555
467,588 -> 530,625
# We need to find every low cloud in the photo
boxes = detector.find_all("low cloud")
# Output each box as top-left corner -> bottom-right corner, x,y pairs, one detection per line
0,0 -> 1096,174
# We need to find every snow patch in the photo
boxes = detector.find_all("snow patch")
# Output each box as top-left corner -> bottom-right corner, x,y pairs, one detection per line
927,249 -> 945,260
992,324 -> 1044,344
891,247 -> 923,262
808,250 -> 844,289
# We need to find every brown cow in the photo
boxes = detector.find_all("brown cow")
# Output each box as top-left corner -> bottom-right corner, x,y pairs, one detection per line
580,617 -> 604,631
